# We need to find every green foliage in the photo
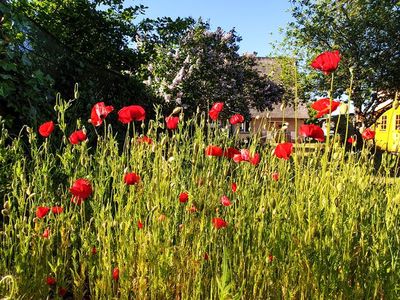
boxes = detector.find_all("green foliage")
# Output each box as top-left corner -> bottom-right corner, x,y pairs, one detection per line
284,0 -> 400,126
137,20 -> 284,119
1,0 -> 155,133
0,3 -> 55,129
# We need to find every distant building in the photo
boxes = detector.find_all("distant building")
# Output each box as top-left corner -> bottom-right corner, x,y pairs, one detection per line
237,103 -> 309,142
236,57 -> 309,142
370,99 -> 400,152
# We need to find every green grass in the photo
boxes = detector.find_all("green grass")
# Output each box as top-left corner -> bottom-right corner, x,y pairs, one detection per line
1,105 -> 400,299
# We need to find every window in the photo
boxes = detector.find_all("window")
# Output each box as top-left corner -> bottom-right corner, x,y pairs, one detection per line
240,121 -> 251,133
381,115 -> 387,131
396,115 -> 400,130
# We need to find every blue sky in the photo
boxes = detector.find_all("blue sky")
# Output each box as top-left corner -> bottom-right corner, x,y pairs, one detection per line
128,0 -> 293,56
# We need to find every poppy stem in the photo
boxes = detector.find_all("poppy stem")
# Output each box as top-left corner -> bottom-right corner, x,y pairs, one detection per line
322,73 -> 335,175
343,69 -> 354,160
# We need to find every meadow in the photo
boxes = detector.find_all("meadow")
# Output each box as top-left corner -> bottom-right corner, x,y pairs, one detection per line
0,95 -> 400,299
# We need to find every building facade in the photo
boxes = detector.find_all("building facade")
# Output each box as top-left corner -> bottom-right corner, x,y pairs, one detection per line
371,100 -> 400,152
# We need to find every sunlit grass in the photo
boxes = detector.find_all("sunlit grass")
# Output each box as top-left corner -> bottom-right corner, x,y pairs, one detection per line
0,104 -> 400,299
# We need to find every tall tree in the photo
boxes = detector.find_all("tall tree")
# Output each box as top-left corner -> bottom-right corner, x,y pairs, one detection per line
284,0 -> 400,126
137,21 -> 284,119
1,0 -> 155,131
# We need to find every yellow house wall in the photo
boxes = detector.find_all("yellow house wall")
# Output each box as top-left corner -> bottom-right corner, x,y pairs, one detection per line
373,107 -> 400,152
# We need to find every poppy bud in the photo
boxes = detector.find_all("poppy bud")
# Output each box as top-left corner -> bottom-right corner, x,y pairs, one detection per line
46,276 -> 56,286
3,201 -> 10,210
172,107 -> 183,115
137,220 -> 143,229
112,267 -> 119,281
42,227 -> 50,238
268,254 -> 274,263
160,136 -> 167,146
58,287 -> 67,297
1,209 -> 9,216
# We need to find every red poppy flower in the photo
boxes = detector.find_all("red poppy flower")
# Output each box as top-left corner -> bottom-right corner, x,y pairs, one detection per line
137,136 -> 153,144
310,50 -> 341,75
272,172 -> 279,181
112,267 -> 119,281
124,172 -> 140,185
51,206 -> 63,214
58,287 -> 67,297
209,102 -> 224,120
249,153 -> 260,165
204,252 -> 209,260
137,220 -> 143,229
311,98 -> 340,118
220,195 -> 231,207
205,145 -> 223,157
118,105 -> 146,124
268,254 -> 274,263
240,149 -> 250,161
347,136 -> 357,144
39,121 -> 55,138
42,227 -> 50,239
90,102 -> 114,126
46,276 -> 56,286
211,102 -> 224,112
36,206 -> 50,219
69,130 -> 87,145
299,124 -> 325,142
232,154 -> 244,163
274,142 -> 293,160
165,116 -> 180,130
223,147 -> 241,159
209,110 -> 220,121
212,217 -> 228,229
231,183 -> 237,192
179,192 -> 189,203
70,179 -> 92,205
231,149 -> 260,165
229,114 -> 245,125
362,128 -> 375,140
91,246 -> 97,255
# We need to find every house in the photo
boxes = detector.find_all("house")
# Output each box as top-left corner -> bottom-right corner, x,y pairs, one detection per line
370,99 -> 400,152
236,57 -> 309,142
238,103 -> 310,142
